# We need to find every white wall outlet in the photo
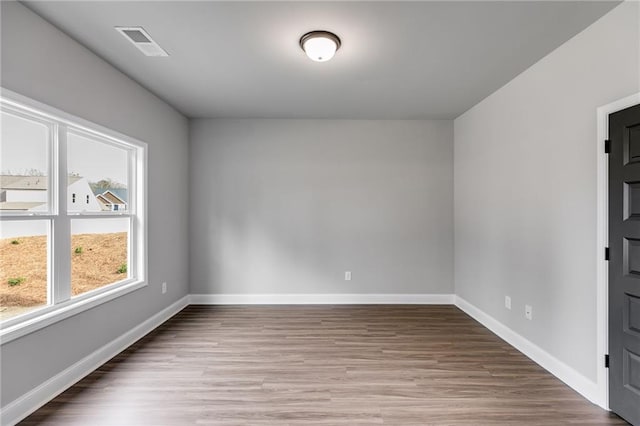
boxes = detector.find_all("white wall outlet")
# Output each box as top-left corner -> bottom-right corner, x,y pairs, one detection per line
162,282 -> 167,294
344,271 -> 352,281
505,296 -> 511,310
525,304 -> 533,320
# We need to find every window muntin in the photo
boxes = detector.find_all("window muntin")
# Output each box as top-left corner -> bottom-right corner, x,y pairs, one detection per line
0,94 -> 146,327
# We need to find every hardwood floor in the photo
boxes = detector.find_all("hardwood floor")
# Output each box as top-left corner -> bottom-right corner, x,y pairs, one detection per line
21,305 -> 627,425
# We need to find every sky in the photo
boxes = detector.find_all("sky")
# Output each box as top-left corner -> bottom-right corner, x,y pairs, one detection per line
68,132 -> 128,185
1,111 -> 128,185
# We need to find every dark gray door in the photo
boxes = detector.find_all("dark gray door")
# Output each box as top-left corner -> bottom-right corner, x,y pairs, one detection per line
609,102 -> 640,425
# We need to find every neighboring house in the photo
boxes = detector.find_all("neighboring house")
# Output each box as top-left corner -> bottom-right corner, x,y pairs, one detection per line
68,178 -> 103,212
0,175 -> 51,212
0,175 -> 103,212
96,190 -> 127,212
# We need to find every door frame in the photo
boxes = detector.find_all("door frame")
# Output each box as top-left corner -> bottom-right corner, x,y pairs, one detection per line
596,91 -> 640,410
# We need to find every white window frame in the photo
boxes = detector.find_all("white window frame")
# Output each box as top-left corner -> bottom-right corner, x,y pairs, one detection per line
0,88 -> 147,345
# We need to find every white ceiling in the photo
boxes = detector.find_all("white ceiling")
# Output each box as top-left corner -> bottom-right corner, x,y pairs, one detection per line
24,1 -> 619,119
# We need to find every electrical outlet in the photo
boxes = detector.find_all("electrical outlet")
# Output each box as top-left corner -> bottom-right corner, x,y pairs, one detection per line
162,282 -> 167,294
505,296 -> 511,310
525,304 -> 533,320
344,271 -> 352,281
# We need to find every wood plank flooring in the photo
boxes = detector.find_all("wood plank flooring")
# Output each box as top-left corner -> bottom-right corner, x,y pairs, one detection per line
21,305 -> 628,425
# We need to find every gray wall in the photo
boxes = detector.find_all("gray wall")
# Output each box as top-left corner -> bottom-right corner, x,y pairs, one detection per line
0,2 -> 189,407
190,119 -> 453,295
454,1 -> 639,382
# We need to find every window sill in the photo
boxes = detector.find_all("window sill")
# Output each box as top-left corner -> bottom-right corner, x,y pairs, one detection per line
0,280 -> 147,345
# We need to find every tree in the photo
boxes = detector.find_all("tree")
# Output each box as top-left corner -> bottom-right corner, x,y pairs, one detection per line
90,178 -> 125,193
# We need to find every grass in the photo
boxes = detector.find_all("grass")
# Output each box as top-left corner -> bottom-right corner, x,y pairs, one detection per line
7,277 -> 25,286
75,246 -> 83,254
116,263 -> 127,274
10,240 -> 20,245
0,233 -> 127,310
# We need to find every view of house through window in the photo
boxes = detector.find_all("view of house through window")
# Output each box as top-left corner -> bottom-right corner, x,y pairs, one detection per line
0,97 -> 144,323
0,110 -> 50,212
1,109 -> 52,320
67,131 -> 129,213
67,131 -> 132,298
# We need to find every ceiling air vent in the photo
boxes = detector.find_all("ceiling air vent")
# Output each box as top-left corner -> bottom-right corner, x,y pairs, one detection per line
115,26 -> 168,57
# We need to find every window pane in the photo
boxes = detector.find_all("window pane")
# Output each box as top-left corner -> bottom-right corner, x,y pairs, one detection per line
71,218 -> 129,297
0,220 -> 49,320
0,111 -> 50,212
67,132 -> 129,213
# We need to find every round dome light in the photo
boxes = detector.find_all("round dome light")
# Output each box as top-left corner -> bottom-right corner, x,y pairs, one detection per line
299,31 -> 341,62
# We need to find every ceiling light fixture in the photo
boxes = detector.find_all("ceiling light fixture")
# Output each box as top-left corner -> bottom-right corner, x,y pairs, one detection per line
299,31 -> 341,62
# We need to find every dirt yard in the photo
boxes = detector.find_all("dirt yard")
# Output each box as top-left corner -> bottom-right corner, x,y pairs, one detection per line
0,232 -> 127,319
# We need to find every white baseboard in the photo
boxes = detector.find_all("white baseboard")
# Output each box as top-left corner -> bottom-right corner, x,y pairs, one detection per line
1,295 -> 189,426
189,293 -> 455,305
454,295 -> 603,408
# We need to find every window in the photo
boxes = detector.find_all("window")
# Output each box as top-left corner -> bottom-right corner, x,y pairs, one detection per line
0,91 -> 146,337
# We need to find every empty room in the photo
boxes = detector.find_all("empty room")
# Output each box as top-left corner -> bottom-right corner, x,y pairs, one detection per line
0,0 -> 639,424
